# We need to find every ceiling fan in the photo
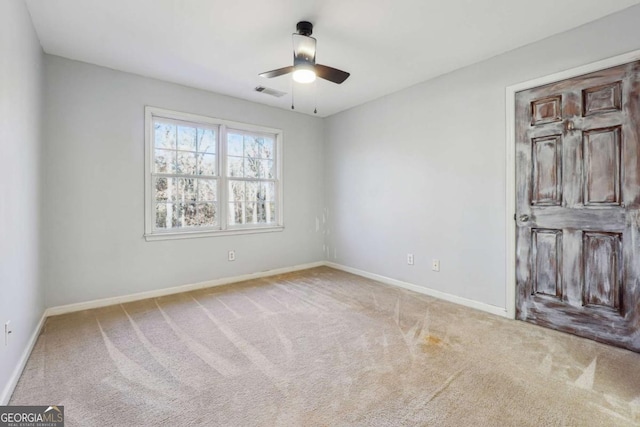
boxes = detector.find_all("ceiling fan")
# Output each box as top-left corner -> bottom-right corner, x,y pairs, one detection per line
259,21 -> 350,85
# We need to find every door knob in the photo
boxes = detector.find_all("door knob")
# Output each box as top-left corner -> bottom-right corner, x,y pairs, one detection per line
519,214 -> 530,222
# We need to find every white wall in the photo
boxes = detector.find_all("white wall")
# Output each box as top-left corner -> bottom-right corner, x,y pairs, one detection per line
0,0 -> 44,404
14,0 -> 640,328
42,56 -> 325,307
324,5 -> 640,310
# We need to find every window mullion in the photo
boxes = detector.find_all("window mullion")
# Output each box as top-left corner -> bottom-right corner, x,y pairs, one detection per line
147,111 -> 155,235
219,124 -> 227,230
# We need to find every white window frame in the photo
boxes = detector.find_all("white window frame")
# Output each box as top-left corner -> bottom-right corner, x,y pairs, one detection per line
144,106 -> 284,241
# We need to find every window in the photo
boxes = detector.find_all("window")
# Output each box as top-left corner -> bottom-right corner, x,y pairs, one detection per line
144,107 -> 283,240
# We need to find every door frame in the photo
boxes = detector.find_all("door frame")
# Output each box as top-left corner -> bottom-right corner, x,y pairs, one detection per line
505,49 -> 640,319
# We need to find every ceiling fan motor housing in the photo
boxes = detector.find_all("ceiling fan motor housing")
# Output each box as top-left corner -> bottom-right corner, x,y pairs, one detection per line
293,34 -> 316,65
294,21 -> 316,65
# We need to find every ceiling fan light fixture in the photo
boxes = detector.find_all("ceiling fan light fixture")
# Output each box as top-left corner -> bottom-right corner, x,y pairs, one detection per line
292,65 -> 316,83
259,21 -> 349,87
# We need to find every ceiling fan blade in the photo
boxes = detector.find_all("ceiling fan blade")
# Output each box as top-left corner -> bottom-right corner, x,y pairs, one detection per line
315,64 -> 350,84
259,66 -> 295,78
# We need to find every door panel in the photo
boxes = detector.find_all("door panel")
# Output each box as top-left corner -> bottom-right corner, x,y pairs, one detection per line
532,229 -> 562,298
583,126 -> 621,205
583,82 -> 622,116
532,96 -> 562,125
515,61 -> 640,352
532,136 -> 562,205
582,232 -> 621,310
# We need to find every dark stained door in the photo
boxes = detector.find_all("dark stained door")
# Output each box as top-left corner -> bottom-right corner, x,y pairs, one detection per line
515,61 -> 640,352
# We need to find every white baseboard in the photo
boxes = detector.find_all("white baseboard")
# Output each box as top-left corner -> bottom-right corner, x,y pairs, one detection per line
325,262 -> 509,318
0,312 -> 47,405
46,261 -> 325,317
46,259 -> 509,320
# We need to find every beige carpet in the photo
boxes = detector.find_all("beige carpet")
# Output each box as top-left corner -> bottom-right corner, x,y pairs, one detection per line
10,267 -> 640,426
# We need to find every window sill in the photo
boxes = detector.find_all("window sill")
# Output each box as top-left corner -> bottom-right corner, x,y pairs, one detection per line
144,226 -> 284,241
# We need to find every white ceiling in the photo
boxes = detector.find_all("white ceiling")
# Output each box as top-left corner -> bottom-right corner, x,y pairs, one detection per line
26,0 -> 640,117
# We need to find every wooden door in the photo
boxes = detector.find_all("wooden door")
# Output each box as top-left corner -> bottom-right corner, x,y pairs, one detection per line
515,61 -> 640,352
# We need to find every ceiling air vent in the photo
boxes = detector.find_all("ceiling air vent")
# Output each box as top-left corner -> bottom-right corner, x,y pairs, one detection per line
255,86 -> 287,98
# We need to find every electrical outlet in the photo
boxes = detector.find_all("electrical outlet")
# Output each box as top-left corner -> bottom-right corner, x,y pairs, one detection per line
228,250 -> 236,261
407,253 -> 414,265
432,259 -> 440,272
5,321 -> 12,346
